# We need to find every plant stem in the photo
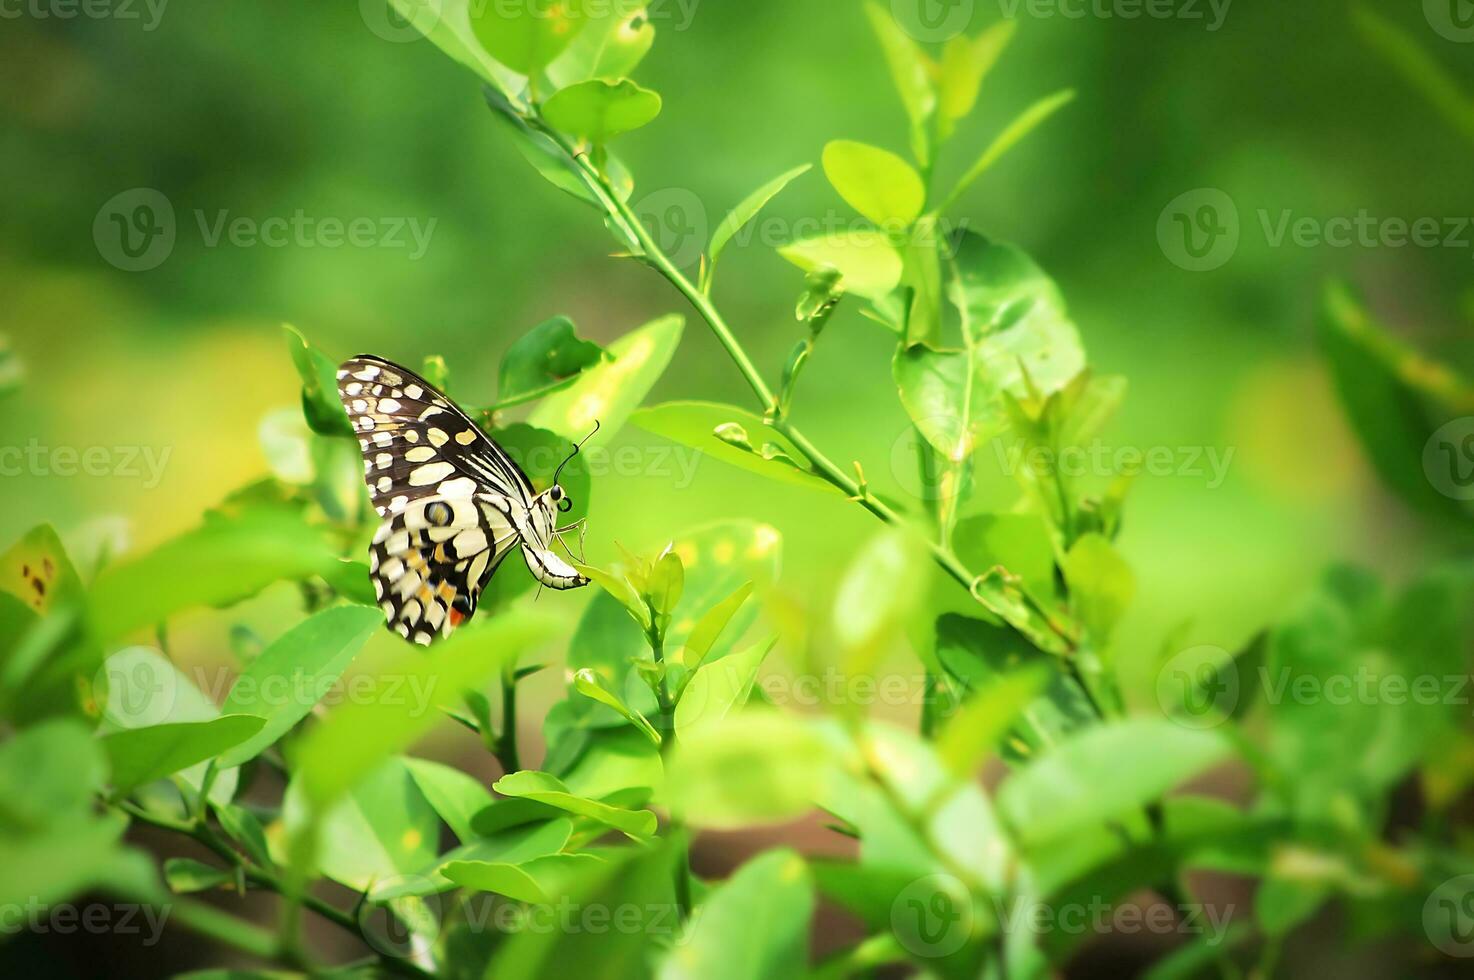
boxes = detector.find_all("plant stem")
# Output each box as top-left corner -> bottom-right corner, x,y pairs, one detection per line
646,629 -> 693,922
496,666 -> 521,773
114,800 -> 434,980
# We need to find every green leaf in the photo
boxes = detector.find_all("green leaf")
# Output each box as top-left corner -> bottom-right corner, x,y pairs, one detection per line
574,668 -> 662,746
442,852 -> 606,903
487,104 -> 600,205
164,857 -> 232,894
493,770 -> 658,838
936,614 -> 1096,762
470,0 -> 590,76
485,837 -> 681,978
657,849 -> 813,980
88,504 -> 341,641
497,316 -> 608,407
405,758 -> 496,845
938,21 -> 1016,130
101,716 -> 265,795
212,802 -> 274,869
543,78 -> 662,143
831,529 -> 928,668
292,608 -> 559,811
1062,533 -> 1134,646
895,232 -> 1085,458
996,718 -> 1232,846
0,719 -> 107,834
862,1 -> 936,168
680,581 -> 754,670
935,666 -> 1051,781
664,710 -> 836,830
953,513 -> 1056,600
631,401 -> 840,495
216,606 -> 381,768
0,816 -> 142,912
821,140 -> 925,228
779,232 -> 903,300
675,637 -> 775,737
576,562 -> 651,630
647,548 -> 685,620
547,0 -> 654,87
529,314 -> 684,445
282,325 -> 352,437
941,89 -> 1076,211
388,0 -> 524,98
285,757 -> 439,892
0,523 -> 84,615
1318,282 -> 1474,524
706,164 -> 812,287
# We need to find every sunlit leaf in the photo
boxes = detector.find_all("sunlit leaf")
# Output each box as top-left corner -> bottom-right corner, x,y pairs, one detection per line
821,140 -> 924,228
442,852 -> 606,902
216,606 -> 381,768
938,21 -> 1016,132
778,232 -> 903,300
497,315 -> 608,407
100,716 -> 264,794
493,770 -> 657,838
941,89 -> 1076,210
388,0 -> 524,97
1062,533 -> 1134,646
163,857 -> 232,894
862,1 -> 936,167
707,164 -> 812,288
405,757 -> 496,845
543,78 -> 662,143
674,637 -> 774,737
470,0 -> 590,76
530,314 -> 684,444
548,0 -> 656,87
632,401 -> 839,495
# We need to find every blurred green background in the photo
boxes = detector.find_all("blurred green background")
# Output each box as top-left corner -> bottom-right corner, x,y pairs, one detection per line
1,0 -> 1470,766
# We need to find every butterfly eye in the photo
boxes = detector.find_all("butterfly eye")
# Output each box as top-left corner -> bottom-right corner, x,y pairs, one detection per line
549,485 -> 563,502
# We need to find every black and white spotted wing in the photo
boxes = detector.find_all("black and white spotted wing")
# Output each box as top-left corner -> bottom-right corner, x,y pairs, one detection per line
336,355 -> 586,645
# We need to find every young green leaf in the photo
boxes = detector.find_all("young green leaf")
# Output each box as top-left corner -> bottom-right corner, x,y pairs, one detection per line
674,637 -> 774,737
1062,533 -> 1134,645
497,316 -> 608,407
470,0 -> 590,76
632,402 -> 839,495
646,548 -> 685,620
778,232 -> 903,300
388,0 -> 524,98
100,716 -> 265,795
282,325 -> 352,437
938,21 -> 1016,132
216,606 -> 382,768
442,852 -> 607,903
493,770 -> 658,838
706,164 -> 812,289
821,140 -> 925,228
487,104 -> 601,206
163,857 -> 232,894
935,666 -> 1051,781
0,719 -> 106,833
542,78 -> 662,143
832,529 -> 928,667
862,1 -> 936,167
574,668 -> 662,746
681,581 -> 754,670
941,89 -> 1076,211
529,314 -> 684,445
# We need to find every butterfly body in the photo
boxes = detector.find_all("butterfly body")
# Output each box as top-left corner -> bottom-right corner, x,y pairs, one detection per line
337,355 -> 588,645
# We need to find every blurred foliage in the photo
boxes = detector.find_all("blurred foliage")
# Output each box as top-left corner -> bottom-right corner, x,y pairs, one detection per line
1,0 -> 1473,978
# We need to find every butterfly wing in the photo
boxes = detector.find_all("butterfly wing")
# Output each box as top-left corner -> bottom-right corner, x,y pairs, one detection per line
337,355 -> 534,643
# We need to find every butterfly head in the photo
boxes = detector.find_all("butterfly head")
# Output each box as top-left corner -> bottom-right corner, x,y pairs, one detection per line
548,483 -> 573,513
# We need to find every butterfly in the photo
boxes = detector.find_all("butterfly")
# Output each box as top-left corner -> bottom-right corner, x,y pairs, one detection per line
336,355 -> 590,645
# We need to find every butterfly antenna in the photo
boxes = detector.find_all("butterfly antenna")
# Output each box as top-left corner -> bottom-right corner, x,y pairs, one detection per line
552,420 -> 601,486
